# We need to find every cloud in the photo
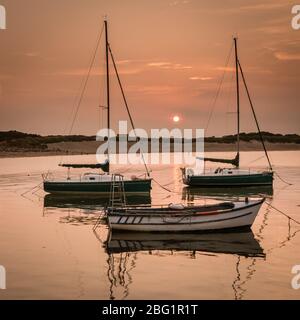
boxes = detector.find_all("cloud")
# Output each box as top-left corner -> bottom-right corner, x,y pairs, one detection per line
169,0 -> 190,7
171,64 -> 192,70
127,85 -> 181,95
147,62 -> 192,70
45,65 -> 144,77
214,66 -> 235,72
25,52 -> 40,57
238,2 -> 289,11
274,52 -> 300,61
46,59 -> 193,78
116,59 -> 132,64
13,52 -> 40,58
189,76 -> 213,81
226,2 -> 290,13
214,66 -> 272,75
147,62 -> 170,67
46,69 -> 102,76
255,25 -> 288,35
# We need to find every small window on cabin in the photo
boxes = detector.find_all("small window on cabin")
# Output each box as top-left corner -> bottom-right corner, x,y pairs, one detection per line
228,171 -> 232,174
89,177 -> 96,181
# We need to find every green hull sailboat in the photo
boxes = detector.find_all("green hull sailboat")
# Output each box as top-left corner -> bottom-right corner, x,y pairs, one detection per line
44,175 -> 152,195
44,19 -> 152,195
182,38 -> 273,187
183,170 -> 273,187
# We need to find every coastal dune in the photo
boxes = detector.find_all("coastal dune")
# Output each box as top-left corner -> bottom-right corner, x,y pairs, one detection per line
1,140 -> 299,158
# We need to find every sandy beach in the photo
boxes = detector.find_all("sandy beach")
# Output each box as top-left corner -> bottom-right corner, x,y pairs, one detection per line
1,140 -> 299,158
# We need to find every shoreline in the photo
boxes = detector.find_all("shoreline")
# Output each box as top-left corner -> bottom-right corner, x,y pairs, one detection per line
0,141 -> 299,159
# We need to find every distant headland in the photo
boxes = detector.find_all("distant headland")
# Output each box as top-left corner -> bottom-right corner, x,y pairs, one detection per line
0,130 -> 300,158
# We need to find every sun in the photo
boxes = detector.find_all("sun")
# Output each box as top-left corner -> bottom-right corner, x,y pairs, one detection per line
173,115 -> 180,123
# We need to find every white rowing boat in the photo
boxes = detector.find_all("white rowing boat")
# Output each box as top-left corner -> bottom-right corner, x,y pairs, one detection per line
106,198 -> 264,232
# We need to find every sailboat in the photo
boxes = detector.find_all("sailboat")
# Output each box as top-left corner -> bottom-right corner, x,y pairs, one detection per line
181,38 -> 273,187
43,19 -> 152,195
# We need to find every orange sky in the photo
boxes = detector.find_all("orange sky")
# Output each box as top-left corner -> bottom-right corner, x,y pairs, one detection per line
0,0 -> 299,136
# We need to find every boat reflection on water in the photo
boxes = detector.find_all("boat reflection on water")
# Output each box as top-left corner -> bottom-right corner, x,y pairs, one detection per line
105,230 -> 265,257
101,230 -> 265,300
182,185 -> 273,202
44,193 -> 152,211
43,194 -> 151,226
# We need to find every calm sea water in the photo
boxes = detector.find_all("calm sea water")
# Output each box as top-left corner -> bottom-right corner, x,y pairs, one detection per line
0,151 -> 300,300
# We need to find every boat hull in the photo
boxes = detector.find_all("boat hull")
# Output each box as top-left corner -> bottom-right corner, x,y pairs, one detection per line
107,199 -> 264,232
184,172 -> 273,187
44,178 -> 152,195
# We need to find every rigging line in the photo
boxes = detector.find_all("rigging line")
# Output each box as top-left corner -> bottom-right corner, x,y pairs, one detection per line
58,24 -> 104,165
274,171 -> 293,186
268,150 -> 291,185
264,200 -> 300,225
205,42 -> 234,133
244,154 -> 266,166
108,44 -> 151,178
159,180 -> 174,187
68,23 -> 105,135
237,60 -> 273,171
20,181 -> 43,197
277,223 -> 300,250
263,206 -> 300,255
152,178 -> 176,193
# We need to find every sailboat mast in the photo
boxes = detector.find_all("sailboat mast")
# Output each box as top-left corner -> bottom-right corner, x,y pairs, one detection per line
234,37 -> 240,168
104,19 -> 110,132
104,19 -> 110,173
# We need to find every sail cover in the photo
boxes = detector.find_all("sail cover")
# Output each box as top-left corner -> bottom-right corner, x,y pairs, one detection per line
59,159 -> 109,173
197,153 -> 239,167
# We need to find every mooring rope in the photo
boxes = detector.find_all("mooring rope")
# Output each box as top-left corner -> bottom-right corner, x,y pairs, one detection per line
20,181 -> 43,197
264,200 -> 300,225
274,171 -> 293,186
152,178 -> 175,193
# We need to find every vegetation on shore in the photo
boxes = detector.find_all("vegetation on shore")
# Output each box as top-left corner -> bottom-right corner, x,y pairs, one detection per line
0,130 -> 299,152
204,132 -> 300,144
0,131 -> 95,152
